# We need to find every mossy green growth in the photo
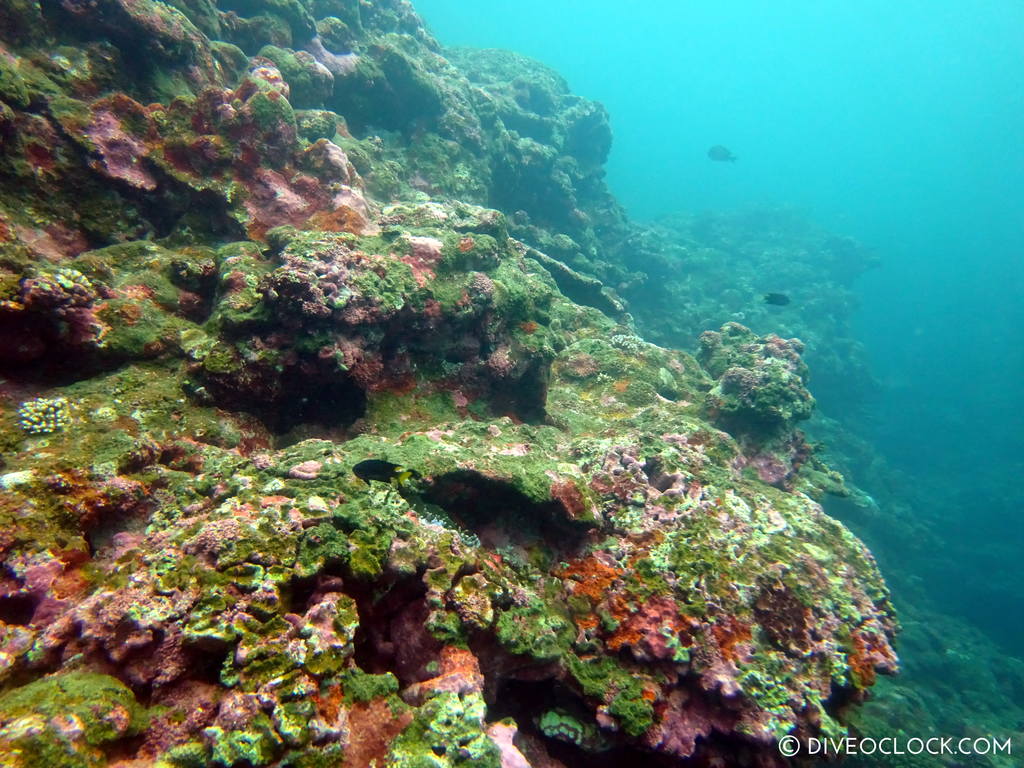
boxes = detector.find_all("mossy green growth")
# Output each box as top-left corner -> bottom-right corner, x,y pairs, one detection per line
165,0 -> 221,37
0,672 -> 147,768
564,654 -> 653,737
0,56 -> 33,109
736,657 -> 799,739
257,45 -> 328,108
295,109 -> 338,141
295,521 -> 350,578
495,598 -> 571,661
303,595 -> 359,676
250,87 -> 296,130
347,526 -> 390,580
204,712 -> 283,767
340,668 -> 399,703
277,743 -> 346,768
387,691 -> 500,768
607,690 -> 654,738
156,740 -> 209,767
96,298 -> 192,360
315,15 -> 354,51
183,590 -> 241,646
537,708 -> 610,752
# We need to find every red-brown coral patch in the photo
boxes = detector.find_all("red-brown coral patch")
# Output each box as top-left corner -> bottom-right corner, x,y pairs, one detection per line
709,615 -> 753,664
342,697 -> 414,768
606,596 -> 694,662
754,582 -> 812,654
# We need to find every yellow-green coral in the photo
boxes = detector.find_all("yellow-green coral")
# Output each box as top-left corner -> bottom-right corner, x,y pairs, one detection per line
16,396 -> 71,434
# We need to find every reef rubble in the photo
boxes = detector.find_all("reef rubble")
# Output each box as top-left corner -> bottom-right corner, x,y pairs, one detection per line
0,1 -> 897,766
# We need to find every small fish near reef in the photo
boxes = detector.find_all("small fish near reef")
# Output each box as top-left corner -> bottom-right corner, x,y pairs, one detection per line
707,145 -> 737,162
352,459 -> 421,488
763,292 -> 791,306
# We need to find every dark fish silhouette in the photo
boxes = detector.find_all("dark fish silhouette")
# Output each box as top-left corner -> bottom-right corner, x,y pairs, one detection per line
353,459 -> 421,486
707,145 -> 737,162
764,293 -> 791,306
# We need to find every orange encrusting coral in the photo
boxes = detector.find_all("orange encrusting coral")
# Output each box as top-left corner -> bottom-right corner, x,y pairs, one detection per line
519,320 -> 539,334
307,205 -> 367,234
711,615 -> 754,663
848,628 -> 898,688
558,555 -> 622,605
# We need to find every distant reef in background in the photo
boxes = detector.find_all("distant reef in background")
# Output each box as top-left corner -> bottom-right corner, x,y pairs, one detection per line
0,0 -> 1010,766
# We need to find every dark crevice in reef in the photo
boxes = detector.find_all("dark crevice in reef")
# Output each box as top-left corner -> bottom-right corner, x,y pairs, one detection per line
179,647 -> 230,690
489,678 -> 672,767
346,573 -> 440,686
0,592 -> 38,626
486,358 -> 550,425
423,470 -> 591,555
271,370 -> 368,439
129,183 -> 245,243
0,315 -> 118,385
197,364 -> 368,442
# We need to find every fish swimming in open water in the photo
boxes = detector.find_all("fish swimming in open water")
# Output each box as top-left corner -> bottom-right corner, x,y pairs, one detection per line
763,292 -> 791,306
707,145 -> 737,162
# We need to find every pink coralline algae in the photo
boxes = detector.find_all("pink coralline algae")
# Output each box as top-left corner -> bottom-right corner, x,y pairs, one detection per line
288,460 -> 323,480
403,235 -> 445,286
485,721 -> 533,768
85,102 -> 158,191
242,168 -> 317,234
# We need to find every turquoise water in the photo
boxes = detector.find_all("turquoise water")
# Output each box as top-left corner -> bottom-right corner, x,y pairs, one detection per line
417,0 -> 1024,695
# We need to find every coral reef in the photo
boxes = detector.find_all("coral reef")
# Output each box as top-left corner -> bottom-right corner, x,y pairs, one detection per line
0,0 -> 902,766
619,209 -> 880,417
16,396 -> 71,434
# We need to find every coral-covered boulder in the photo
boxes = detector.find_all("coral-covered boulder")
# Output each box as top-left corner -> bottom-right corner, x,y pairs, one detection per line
0,672 -> 147,767
192,202 -> 560,434
700,321 -> 815,438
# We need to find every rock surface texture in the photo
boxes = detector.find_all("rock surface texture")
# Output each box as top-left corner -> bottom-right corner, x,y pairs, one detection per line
0,1 -> 896,766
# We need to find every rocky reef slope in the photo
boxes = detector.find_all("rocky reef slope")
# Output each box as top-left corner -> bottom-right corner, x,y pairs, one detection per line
0,1 -> 896,765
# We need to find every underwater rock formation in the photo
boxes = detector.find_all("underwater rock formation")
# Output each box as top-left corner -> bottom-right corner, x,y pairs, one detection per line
619,209 -> 880,416
0,0 -> 897,766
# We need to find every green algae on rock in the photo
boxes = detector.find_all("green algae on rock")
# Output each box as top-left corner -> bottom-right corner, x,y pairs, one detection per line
0,0 -> 900,765
0,672 -> 147,767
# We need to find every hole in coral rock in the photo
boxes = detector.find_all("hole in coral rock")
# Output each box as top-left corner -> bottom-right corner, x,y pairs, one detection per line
486,678 -> 574,723
423,471 -> 590,558
272,370 -> 367,440
184,646 -> 229,688
489,679 -> 663,767
206,368 -> 368,446
0,592 -> 38,626
0,312 -> 107,383
347,574 -> 442,687
487,358 -> 549,425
